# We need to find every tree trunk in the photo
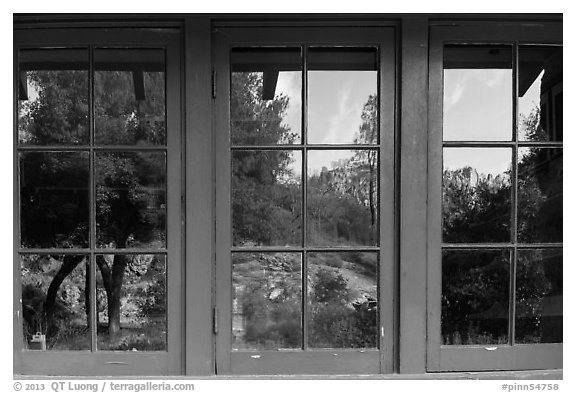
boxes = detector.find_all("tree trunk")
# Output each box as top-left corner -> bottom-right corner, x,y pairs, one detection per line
107,255 -> 129,337
44,255 -> 84,330
368,151 -> 377,227
85,268 -> 91,329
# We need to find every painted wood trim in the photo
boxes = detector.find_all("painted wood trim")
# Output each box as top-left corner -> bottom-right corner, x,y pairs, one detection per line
165,33 -> 185,376
426,26 -> 444,373
378,29 -> 397,375
17,352 -> 171,376
429,22 -> 562,44
438,344 -> 562,371
213,28 -> 233,376
398,16 -> 429,374
13,40 -> 24,376
183,16 -> 215,376
230,351 -> 380,375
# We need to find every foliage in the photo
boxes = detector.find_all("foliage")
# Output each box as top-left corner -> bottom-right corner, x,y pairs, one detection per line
19,64 -> 168,343
441,106 -> 561,344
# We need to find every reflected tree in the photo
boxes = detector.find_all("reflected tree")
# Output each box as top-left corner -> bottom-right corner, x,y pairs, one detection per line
20,67 -> 167,340
441,106 -> 562,344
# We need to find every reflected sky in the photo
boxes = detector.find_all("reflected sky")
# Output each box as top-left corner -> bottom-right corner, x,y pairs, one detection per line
274,69 -> 376,174
276,70 -> 376,171
519,70 -> 544,125
308,71 -> 377,144
443,148 -> 511,177
444,69 -> 512,141
274,71 -> 302,140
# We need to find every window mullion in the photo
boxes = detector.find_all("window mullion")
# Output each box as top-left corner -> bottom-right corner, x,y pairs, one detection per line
88,44 -> 98,352
508,42 -> 520,347
301,44 -> 308,351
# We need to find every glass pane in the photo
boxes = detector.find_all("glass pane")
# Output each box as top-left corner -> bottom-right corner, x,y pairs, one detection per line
96,152 -> 166,249
518,148 -> 563,243
442,250 -> 510,345
96,254 -> 166,351
95,48 -> 166,145
443,148 -> 511,243
18,48 -> 89,145
443,45 -> 513,141
232,150 -> 302,247
308,47 -> 378,144
21,255 -> 89,350
307,150 -> 378,247
230,48 -> 302,145
515,249 -> 562,344
518,46 -> 562,142
308,252 -> 378,348
232,253 -> 302,350
20,152 -> 89,248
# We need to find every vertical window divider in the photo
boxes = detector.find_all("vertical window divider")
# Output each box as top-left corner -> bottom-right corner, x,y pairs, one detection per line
301,44 -> 308,351
88,44 -> 98,352
508,42 -> 520,347
376,42 -> 384,356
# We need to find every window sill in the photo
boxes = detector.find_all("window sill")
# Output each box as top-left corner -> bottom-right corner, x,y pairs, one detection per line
15,369 -> 562,380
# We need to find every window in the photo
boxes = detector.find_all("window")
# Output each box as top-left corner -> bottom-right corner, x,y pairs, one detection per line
14,28 -> 183,376
427,22 -> 562,372
213,27 -> 396,375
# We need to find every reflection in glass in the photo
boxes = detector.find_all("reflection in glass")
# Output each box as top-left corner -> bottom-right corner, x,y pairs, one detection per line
20,152 -> 89,248
308,252 -> 378,348
232,253 -> 302,350
443,148 -> 511,243
96,254 -> 166,351
518,148 -> 562,243
518,46 -> 563,142
308,47 -> 378,144
442,250 -> 510,345
95,48 -> 166,145
515,249 -> 562,344
21,255 -> 89,350
18,48 -> 89,145
307,150 -> 378,247
95,152 -> 166,249
232,150 -> 302,247
443,45 -> 513,141
230,48 -> 302,145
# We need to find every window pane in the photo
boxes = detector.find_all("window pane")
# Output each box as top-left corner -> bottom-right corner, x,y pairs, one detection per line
518,148 -> 562,243
518,46 -> 562,142
232,150 -> 302,247
96,152 -> 166,249
443,148 -> 511,243
442,250 -> 510,345
307,150 -> 378,247
443,45 -> 513,141
21,255 -> 89,350
515,249 -> 562,344
230,47 -> 302,145
308,252 -> 378,348
96,254 -> 166,351
20,152 -> 89,248
18,48 -> 89,145
232,253 -> 302,350
95,48 -> 166,145
308,47 -> 378,144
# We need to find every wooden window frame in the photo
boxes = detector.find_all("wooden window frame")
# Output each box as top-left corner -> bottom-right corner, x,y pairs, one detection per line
426,20 -> 563,372
213,26 -> 397,375
13,27 -> 184,376
12,15 -> 563,377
